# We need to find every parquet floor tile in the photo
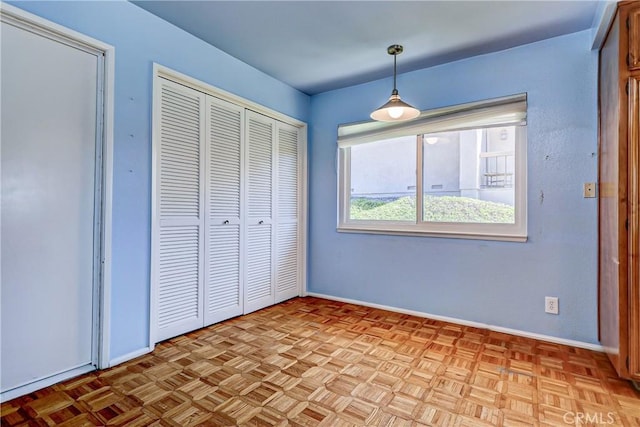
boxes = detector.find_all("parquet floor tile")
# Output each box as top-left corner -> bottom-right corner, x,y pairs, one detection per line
2,297 -> 639,426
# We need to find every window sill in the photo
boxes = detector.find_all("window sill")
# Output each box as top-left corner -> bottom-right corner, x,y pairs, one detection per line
337,224 -> 528,242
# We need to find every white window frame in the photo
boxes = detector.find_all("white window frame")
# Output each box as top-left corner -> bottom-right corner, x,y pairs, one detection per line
337,94 -> 528,242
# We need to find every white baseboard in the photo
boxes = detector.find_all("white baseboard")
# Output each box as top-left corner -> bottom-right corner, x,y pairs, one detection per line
305,292 -> 604,352
108,346 -> 154,368
1,347 -> 155,401
1,364 -> 96,402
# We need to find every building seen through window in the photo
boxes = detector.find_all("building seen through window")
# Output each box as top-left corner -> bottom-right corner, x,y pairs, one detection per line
349,126 -> 517,225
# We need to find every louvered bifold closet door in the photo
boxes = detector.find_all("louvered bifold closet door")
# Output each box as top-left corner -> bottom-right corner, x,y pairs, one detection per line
153,79 -> 206,342
244,111 -> 276,314
204,97 -> 244,325
275,122 -> 301,303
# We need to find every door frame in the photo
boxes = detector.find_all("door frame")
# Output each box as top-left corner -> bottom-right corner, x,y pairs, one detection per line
0,3 -> 114,398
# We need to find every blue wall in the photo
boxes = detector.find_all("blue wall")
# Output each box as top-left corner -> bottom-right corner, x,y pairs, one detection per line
9,0 -> 599,354
9,0 -> 311,361
308,30 -> 599,344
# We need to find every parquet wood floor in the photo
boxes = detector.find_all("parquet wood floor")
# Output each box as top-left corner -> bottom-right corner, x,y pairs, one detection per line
2,297 -> 639,426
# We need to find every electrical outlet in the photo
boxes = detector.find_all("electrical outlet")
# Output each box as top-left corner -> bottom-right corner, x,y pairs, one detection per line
584,183 -> 596,198
545,296 -> 559,314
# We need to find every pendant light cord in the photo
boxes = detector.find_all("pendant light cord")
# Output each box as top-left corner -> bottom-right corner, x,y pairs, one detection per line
392,53 -> 398,95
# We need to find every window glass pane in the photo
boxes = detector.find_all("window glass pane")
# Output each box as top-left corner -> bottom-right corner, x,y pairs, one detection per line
422,126 -> 516,224
349,136 -> 416,221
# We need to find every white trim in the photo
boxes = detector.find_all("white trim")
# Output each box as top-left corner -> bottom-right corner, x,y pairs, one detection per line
305,292 -> 605,353
0,1 -> 114,372
98,20 -> 115,373
299,126 -> 309,299
336,227 -> 528,242
0,3 -> 109,53
416,135 -> 424,224
109,346 -> 154,368
149,69 -> 161,351
337,123 -> 527,242
1,365 -> 96,402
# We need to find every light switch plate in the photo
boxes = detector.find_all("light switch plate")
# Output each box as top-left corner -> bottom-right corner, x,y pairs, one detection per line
584,183 -> 596,198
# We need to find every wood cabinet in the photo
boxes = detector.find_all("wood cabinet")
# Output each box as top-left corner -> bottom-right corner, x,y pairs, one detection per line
630,7 -> 640,71
598,0 -> 640,384
152,74 -> 306,343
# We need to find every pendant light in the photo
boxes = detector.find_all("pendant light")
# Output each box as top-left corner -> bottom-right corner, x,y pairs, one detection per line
370,44 -> 420,122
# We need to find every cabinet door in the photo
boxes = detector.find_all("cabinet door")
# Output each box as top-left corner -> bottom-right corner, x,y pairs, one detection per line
629,6 -> 640,71
244,111 -> 275,313
204,97 -> 244,325
599,15 -> 625,374
629,76 -> 640,379
153,79 -> 205,342
275,122 -> 301,303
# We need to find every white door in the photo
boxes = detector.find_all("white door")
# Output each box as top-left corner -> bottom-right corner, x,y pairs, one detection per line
1,18 -> 100,392
151,70 -> 306,343
244,111 -> 275,314
204,97 -> 244,325
153,79 -> 206,342
275,122 -> 301,303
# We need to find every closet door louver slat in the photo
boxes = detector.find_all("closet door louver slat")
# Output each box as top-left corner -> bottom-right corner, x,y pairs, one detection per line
275,123 -> 300,302
154,79 -> 205,342
246,224 -> 273,303
244,111 -> 275,314
276,223 -> 298,299
205,98 -> 244,325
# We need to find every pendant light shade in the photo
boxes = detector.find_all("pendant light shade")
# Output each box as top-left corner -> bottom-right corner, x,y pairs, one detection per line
370,44 -> 420,122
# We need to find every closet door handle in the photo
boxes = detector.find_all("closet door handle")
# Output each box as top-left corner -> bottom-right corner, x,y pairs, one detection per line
223,220 -> 229,224
258,220 -> 264,225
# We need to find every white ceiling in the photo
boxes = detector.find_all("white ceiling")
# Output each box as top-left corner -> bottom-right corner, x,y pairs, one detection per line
132,0 -> 600,95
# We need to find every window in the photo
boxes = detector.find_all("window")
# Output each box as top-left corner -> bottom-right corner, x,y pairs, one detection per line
338,94 -> 527,241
